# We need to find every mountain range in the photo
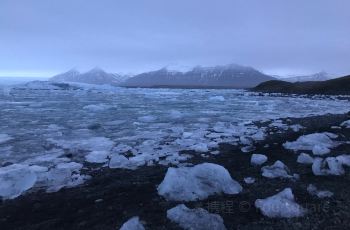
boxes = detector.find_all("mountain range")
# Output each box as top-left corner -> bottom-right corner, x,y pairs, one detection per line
50,68 -> 127,85
51,64 -> 276,88
50,65 -> 339,89
121,64 -> 275,88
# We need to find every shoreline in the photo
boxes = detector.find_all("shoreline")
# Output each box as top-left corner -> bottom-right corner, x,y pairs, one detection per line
1,112 -> 350,229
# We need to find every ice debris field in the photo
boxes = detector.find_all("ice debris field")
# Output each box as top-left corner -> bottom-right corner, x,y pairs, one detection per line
1,82 -> 350,223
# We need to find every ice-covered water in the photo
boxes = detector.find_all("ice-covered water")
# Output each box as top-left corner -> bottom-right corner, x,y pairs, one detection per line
1,84 -> 349,165
0,82 -> 349,198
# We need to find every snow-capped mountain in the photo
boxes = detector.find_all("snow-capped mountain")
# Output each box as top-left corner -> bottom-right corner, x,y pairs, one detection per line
123,64 -> 275,88
280,72 -> 332,83
50,68 -> 128,85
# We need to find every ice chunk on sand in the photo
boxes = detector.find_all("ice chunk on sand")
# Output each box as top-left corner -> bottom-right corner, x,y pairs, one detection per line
255,188 -> 306,218
109,154 -> 145,170
283,132 -> 338,154
261,161 -> 293,179
290,124 -> 304,132
45,162 -> 89,192
0,134 -> 12,144
167,204 -> 226,230
340,120 -> 350,128
336,154 -> 350,166
85,150 -> 109,163
0,164 -> 37,199
297,153 -> 314,164
158,163 -> 242,201
312,145 -> 330,156
307,184 -> 333,198
244,177 -> 255,184
120,216 -> 145,230
312,157 -> 344,176
251,154 -> 268,166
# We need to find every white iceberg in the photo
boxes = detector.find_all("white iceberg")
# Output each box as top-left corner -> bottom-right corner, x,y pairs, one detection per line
0,164 -> 37,199
158,163 -> 242,201
120,216 -> 145,230
189,143 -> 209,153
307,184 -> 333,198
244,177 -> 255,184
336,154 -> 350,166
255,188 -> 306,218
312,145 -> 330,156
340,120 -> 350,128
297,153 -> 314,165
283,132 -> 338,155
261,160 -> 293,179
109,154 -> 146,170
312,157 -> 344,176
167,204 -> 226,230
251,154 -> 268,166
45,162 -> 89,192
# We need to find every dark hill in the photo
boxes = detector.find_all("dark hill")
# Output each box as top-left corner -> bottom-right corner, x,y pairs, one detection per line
123,64 -> 275,88
253,75 -> 350,95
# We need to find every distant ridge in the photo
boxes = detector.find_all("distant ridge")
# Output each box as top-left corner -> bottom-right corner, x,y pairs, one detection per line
253,75 -> 350,95
122,64 -> 275,88
281,71 -> 332,82
50,68 -> 127,85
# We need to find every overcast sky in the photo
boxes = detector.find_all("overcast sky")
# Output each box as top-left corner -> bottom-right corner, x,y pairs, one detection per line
0,0 -> 349,77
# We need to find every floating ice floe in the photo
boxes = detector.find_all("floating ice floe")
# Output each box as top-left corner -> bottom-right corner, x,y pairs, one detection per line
158,163 -> 242,201
312,157 -> 345,176
244,177 -> 256,184
283,132 -> 338,156
255,188 -> 306,218
261,160 -> 294,179
0,133 -> 12,144
297,153 -> 314,164
120,216 -> 145,230
340,120 -> 350,128
138,115 -> 157,123
49,136 -> 114,153
251,154 -> 268,166
307,184 -> 333,198
169,110 -> 184,119
209,96 -> 225,102
83,104 -> 111,111
167,204 -> 226,230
